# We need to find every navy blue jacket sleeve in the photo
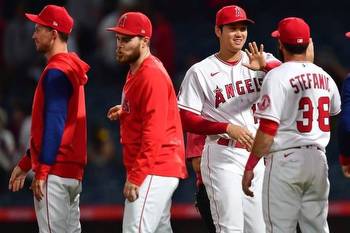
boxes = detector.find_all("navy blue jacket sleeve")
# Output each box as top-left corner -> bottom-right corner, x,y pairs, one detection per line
39,69 -> 73,165
338,75 -> 350,159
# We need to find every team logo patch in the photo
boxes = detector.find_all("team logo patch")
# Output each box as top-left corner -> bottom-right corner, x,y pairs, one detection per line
257,94 -> 270,111
235,7 -> 241,17
118,15 -> 127,27
122,99 -> 130,113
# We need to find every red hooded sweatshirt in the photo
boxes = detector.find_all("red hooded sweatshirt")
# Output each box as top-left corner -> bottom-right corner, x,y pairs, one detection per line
18,52 -> 89,180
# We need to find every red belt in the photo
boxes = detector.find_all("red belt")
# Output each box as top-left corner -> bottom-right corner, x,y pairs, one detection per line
217,138 -> 246,149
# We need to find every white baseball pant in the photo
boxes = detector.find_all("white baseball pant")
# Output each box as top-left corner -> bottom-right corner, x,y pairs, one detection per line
122,175 -> 179,233
201,143 -> 265,233
34,174 -> 82,233
263,146 -> 329,233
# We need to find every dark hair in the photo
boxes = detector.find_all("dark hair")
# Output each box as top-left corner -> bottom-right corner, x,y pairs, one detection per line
44,26 -> 69,42
282,43 -> 308,54
57,31 -> 69,42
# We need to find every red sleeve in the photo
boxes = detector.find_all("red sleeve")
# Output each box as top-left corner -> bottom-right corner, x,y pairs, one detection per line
263,61 -> 282,72
259,118 -> 279,136
127,70 -> 171,186
18,154 -> 32,172
186,133 -> 206,159
180,109 -> 228,135
35,164 -> 51,180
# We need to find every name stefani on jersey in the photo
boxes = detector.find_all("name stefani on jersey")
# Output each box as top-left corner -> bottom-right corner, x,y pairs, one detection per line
290,73 -> 330,93
215,77 -> 263,108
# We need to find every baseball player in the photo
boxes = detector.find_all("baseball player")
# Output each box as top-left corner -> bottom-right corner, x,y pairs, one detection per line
8,5 -> 90,233
337,32 -> 350,178
177,5 -> 280,233
186,133 -> 216,233
242,17 -> 341,233
106,12 -> 187,233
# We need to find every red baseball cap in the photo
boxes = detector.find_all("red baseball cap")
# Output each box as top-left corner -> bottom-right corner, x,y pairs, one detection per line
345,32 -> 350,38
216,5 -> 254,26
107,12 -> 152,38
25,5 -> 73,34
271,17 -> 310,45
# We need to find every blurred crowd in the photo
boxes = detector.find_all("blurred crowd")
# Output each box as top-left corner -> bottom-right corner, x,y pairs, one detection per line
1,0 -> 350,206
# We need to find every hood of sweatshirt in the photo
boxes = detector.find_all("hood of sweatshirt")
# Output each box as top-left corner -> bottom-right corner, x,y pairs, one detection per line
48,52 -> 90,86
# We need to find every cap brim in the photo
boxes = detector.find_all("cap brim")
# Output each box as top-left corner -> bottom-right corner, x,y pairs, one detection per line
346,32 -> 350,38
237,19 -> 255,24
218,19 -> 255,26
271,30 -> 280,38
25,13 -> 51,28
106,26 -> 138,36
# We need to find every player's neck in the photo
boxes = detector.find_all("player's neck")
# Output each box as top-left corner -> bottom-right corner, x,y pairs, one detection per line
283,53 -> 308,62
129,48 -> 151,74
45,42 -> 68,60
217,50 -> 241,63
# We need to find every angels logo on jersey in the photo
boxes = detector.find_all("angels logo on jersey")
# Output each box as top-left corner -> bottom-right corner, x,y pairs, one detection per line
122,99 -> 130,113
121,93 -> 130,113
257,94 -> 271,111
214,86 -> 226,108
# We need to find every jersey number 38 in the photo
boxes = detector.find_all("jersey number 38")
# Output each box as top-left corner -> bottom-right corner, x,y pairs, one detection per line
296,96 -> 330,133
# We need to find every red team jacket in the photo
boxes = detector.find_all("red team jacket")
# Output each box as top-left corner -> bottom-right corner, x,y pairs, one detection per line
120,55 -> 187,186
19,53 -> 90,180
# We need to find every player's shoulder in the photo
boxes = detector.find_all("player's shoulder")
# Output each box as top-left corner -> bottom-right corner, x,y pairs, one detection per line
184,54 -> 218,77
263,51 -> 278,61
140,56 -> 171,83
190,54 -> 217,71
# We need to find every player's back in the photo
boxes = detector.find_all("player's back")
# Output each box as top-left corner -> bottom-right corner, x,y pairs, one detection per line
258,61 -> 341,152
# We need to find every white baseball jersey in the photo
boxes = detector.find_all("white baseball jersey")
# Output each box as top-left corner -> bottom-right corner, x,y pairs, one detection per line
255,61 -> 341,151
178,51 -> 278,233
178,51 -> 278,138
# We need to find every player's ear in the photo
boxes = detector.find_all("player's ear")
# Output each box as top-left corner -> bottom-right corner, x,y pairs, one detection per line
51,29 -> 59,40
278,40 -> 283,50
141,36 -> 150,47
215,25 -> 222,38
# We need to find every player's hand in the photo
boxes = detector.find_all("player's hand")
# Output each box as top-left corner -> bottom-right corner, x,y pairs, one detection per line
306,38 -> 314,63
123,180 -> 140,202
341,165 -> 350,178
191,157 -> 201,173
31,178 -> 45,201
243,42 -> 266,71
107,105 -> 122,121
242,169 -> 255,197
8,166 -> 28,192
226,124 -> 254,152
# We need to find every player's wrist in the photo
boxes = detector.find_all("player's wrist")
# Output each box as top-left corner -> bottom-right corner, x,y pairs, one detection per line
245,153 -> 261,171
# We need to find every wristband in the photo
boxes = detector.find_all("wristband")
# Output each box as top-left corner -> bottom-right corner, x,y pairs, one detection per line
245,153 -> 261,171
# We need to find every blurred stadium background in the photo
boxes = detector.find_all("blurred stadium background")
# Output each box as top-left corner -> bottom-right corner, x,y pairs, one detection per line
0,0 -> 350,232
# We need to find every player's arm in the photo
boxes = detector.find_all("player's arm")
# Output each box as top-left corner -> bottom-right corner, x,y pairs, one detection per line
33,69 -> 72,201
180,109 -> 254,150
242,118 -> 279,197
338,76 -> 350,178
186,133 -> 206,186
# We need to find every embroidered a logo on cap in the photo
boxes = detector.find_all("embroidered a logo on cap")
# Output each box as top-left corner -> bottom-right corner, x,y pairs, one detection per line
297,38 -> 303,43
141,29 -> 145,34
235,7 -> 241,17
52,21 -> 58,26
118,15 -> 127,27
